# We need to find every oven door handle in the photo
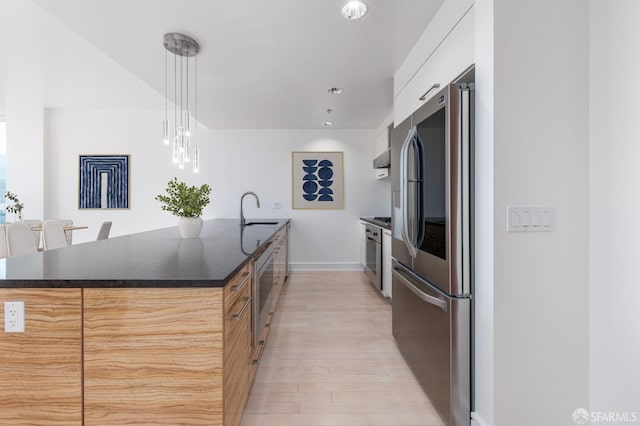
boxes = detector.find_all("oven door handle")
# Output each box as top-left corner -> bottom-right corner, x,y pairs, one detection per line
393,267 -> 448,312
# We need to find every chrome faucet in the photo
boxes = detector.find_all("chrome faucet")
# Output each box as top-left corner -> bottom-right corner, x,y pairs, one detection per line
240,191 -> 261,227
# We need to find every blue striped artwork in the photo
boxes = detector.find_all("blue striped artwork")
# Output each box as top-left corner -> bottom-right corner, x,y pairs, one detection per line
79,155 -> 129,209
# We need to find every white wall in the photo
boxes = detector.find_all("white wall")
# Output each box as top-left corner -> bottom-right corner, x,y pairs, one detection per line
1,0 -> 165,221
5,94 -> 45,220
0,0 -> 163,112
45,109 -> 388,268
589,0 -> 640,418
490,1 -> 590,425
472,0 -> 494,424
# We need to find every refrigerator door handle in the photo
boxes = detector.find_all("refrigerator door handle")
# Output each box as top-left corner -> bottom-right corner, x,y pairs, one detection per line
393,267 -> 448,312
400,127 -> 418,258
413,131 -> 425,249
457,83 -> 474,296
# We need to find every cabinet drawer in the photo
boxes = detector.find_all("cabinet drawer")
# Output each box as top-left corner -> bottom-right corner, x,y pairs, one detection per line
224,285 -> 251,349
223,264 -> 252,313
223,307 -> 251,426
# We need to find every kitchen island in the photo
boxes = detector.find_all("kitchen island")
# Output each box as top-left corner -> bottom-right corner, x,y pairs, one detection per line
0,218 -> 290,426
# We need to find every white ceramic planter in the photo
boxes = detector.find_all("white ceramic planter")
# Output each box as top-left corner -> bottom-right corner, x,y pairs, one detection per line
178,217 -> 204,238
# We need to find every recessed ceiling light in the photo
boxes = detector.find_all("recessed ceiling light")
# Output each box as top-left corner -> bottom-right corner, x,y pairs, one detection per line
323,121 -> 333,127
328,87 -> 343,95
341,1 -> 367,20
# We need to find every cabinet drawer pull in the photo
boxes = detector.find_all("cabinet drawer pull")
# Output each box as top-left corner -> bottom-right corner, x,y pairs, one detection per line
231,271 -> 251,292
232,297 -> 251,320
252,340 -> 266,365
419,84 -> 441,101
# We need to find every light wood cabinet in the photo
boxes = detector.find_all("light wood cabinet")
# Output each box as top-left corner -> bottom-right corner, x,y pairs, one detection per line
271,225 -> 288,313
83,264 -> 254,426
0,225 -> 289,426
223,264 -> 253,426
0,289 -> 83,425
83,287 -> 224,425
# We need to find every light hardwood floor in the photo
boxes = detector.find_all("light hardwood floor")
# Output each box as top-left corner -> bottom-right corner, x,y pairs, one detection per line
240,271 -> 444,426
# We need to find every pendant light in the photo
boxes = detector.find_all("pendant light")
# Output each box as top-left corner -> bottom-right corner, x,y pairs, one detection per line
163,33 -> 201,173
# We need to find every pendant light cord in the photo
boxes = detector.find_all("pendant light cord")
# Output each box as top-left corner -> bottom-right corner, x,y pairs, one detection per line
180,51 -> 183,129
174,50 -> 177,136
186,53 -> 189,121
164,48 -> 167,121
195,54 -> 198,133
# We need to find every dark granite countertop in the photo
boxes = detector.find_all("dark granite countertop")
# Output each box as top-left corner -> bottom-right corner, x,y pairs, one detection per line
360,217 -> 392,231
0,218 -> 289,288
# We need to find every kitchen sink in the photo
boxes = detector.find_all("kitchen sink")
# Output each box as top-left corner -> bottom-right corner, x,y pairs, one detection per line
243,221 -> 279,226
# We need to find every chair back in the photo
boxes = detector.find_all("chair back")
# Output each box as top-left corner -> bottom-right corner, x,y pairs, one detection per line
97,221 -> 112,240
6,222 -> 38,257
58,219 -> 73,245
0,225 -> 8,259
42,220 -> 69,251
22,219 -> 42,249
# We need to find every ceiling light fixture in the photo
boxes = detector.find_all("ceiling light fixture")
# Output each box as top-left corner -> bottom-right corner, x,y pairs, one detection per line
163,33 -> 200,173
341,1 -> 367,20
323,108 -> 333,127
328,87 -> 343,95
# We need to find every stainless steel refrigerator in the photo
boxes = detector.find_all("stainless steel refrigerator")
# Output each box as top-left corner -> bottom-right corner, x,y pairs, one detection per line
391,81 -> 474,426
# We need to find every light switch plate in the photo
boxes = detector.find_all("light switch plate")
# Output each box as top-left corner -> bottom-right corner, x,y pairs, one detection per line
507,206 -> 554,232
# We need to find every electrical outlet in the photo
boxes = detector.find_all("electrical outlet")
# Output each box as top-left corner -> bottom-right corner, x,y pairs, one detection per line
4,301 -> 25,333
274,202 -> 282,210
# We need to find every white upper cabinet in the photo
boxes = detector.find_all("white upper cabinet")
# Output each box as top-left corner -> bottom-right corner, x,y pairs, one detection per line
393,0 -> 474,126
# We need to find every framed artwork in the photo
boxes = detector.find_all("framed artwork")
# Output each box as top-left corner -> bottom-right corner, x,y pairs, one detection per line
292,151 -> 344,210
79,155 -> 129,209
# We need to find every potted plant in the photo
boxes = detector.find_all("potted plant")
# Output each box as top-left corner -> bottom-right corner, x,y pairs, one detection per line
5,191 -> 24,222
155,177 -> 212,238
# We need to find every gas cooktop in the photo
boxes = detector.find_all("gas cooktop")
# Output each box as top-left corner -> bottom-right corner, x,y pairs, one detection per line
373,217 -> 391,224
361,216 -> 392,230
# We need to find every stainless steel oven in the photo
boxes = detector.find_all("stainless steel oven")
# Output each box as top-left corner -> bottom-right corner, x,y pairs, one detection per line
252,240 -> 275,346
364,223 -> 382,291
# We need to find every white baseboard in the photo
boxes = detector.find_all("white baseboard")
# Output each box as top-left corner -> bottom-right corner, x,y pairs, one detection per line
289,262 -> 363,271
471,412 -> 490,426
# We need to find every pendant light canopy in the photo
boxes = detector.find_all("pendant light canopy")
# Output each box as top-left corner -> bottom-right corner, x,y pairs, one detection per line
163,33 -> 200,173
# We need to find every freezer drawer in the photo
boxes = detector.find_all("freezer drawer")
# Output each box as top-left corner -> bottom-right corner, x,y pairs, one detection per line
392,263 -> 470,426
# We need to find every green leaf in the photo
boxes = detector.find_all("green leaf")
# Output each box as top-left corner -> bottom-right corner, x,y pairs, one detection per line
155,177 -> 212,218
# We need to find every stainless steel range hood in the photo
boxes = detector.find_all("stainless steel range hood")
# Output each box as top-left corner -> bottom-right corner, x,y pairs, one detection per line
373,148 -> 391,169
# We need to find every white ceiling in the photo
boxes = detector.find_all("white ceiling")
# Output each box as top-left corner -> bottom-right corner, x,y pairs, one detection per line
29,0 -> 444,129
